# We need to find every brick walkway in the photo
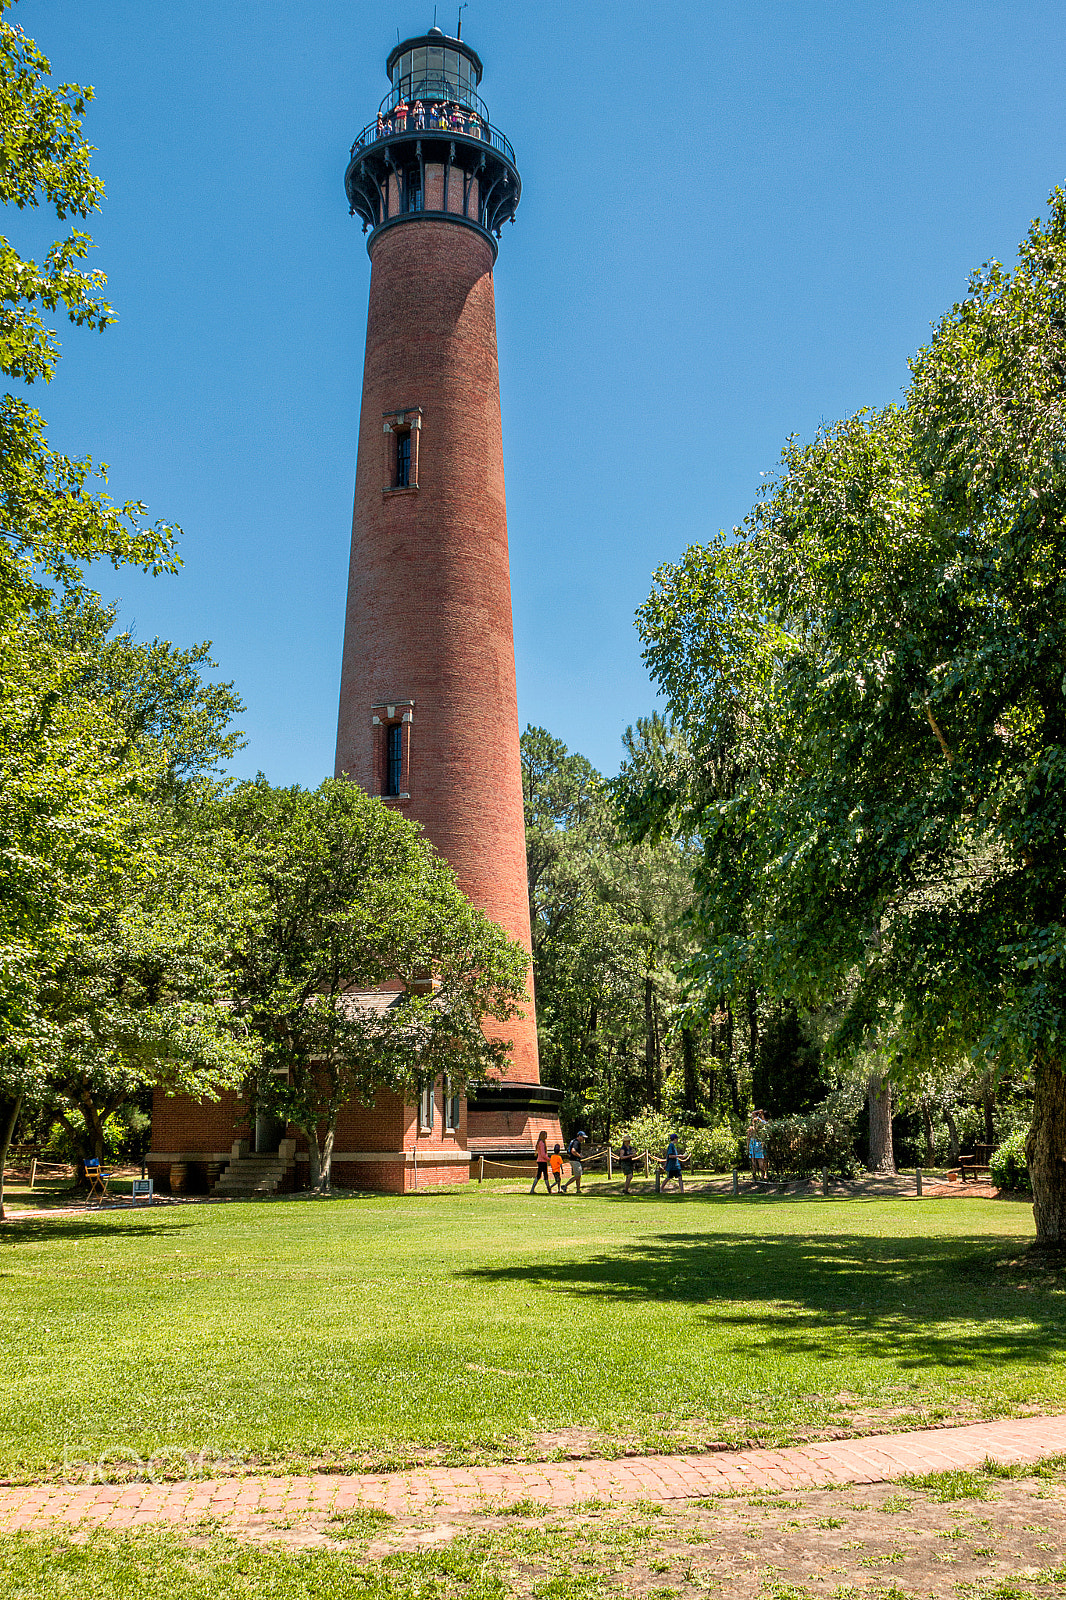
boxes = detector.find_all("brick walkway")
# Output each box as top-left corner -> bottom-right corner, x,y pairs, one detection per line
1,1415 -> 1064,1533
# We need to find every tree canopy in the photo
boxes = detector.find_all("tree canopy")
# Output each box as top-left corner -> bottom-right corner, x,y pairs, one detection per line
228,778 -> 533,1191
638,193 -> 1066,1242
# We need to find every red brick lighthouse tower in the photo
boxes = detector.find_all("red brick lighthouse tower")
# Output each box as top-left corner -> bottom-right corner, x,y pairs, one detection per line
335,29 -> 562,1160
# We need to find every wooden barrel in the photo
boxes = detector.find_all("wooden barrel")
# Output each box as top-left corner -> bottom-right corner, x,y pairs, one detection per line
168,1161 -> 188,1195
205,1161 -> 224,1191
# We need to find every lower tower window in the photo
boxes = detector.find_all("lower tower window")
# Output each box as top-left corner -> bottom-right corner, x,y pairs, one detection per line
385,721 -> 403,795
371,701 -> 414,800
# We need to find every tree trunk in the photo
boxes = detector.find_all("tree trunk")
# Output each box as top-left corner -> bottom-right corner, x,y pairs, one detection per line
982,1083 -> 995,1149
646,992 -> 656,1107
0,1094 -> 22,1223
79,1089 -> 108,1162
747,988 -> 759,1086
681,1026 -> 698,1114
867,1072 -> 895,1174
943,1103 -> 960,1165
644,976 -> 655,1105
319,1124 -> 335,1192
921,1099 -> 935,1166
1028,1056 -> 1066,1247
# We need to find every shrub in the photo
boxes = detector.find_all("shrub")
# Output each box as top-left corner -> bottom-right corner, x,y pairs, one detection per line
685,1121 -> 742,1172
762,1109 -> 858,1179
622,1112 -> 744,1171
990,1127 -> 1032,1193
624,1110 -> 673,1162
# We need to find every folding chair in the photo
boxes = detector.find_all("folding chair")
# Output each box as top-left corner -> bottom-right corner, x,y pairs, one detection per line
84,1157 -> 111,1202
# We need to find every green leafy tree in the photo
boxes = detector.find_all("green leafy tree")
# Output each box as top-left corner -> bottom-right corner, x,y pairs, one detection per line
523,725 -> 703,1139
0,4 -> 224,1215
638,193 -> 1066,1244
8,601 -> 252,1178
228,779 -> 532,1191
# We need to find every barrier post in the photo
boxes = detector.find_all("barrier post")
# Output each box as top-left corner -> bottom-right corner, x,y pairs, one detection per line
29,1157 -> 37,1190
607,1147 -> 613,1180
655,1168 -> 661,1194
644,1151 -> 650,1178
412,1145 -> 418,1191
479,1155 -> 484,1185
822,1167 -> 828,1197
731,1168 -> 738,1195
916,1168 -> 922,1196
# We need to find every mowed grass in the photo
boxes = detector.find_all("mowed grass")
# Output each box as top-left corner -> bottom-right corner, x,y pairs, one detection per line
1,1184 -> 1063,1476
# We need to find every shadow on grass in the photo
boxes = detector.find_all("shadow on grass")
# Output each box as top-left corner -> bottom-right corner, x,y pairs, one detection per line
0,1214 -> 189,1245
463,1229 -> 1066,1371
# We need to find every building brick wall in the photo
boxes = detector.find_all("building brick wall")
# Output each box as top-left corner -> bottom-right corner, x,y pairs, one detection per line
150,1088 -> 244,1157
334,215 -> 539,1087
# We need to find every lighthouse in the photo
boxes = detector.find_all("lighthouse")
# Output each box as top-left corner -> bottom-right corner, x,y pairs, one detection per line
335,28 -> 563,1164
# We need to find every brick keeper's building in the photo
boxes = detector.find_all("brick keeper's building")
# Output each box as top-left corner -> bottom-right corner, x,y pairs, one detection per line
149,26 -> 563,1195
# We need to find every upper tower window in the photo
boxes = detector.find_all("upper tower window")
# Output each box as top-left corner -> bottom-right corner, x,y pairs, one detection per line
396,430 -> 412,487
382,408 -> 421,491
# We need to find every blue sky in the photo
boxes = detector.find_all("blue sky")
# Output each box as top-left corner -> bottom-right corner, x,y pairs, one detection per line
19,0 -> 1066,783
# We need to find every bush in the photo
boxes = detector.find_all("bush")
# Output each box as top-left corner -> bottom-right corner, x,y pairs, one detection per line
685,1121 -> 743,1172
990,1127 -> 1032,1193
624,1110 -> 673,1162
763,1109 -> 858,1179
622,1111 -> 745,1171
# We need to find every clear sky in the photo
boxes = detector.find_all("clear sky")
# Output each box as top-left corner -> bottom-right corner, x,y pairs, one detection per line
18,0 -> 1066,784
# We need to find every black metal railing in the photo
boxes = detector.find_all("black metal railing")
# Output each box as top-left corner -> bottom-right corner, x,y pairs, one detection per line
348,105 -> 515,167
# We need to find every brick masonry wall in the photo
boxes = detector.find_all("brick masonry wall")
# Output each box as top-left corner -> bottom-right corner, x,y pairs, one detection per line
150,1088 -> 245,1156
466,1107 -> 564,1156
335,215 -> 539,1085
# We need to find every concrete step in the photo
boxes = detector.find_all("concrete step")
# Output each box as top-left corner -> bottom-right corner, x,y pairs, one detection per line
212,1152 -> 290,1197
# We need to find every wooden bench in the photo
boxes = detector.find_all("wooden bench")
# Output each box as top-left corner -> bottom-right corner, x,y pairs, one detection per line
959,1144 -> 994,1181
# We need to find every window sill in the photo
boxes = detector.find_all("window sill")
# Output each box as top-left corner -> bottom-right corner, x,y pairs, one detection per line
382,792 -> 411,803
383,484 -> 419,495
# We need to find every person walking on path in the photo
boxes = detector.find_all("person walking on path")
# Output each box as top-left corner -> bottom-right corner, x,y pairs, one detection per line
619,1134 -> 636,1194
549,1143 -> 564,1191
561,1130 -> 587,1193
661,1132 -> 685,1194
530,1131 -> 551,1194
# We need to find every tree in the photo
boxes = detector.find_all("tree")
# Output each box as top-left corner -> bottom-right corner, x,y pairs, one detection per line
752,1005 -> 825,1120
0,6 -> 181,1215
228,779 -> 531,1191
638,193 -> 1066,1245
523,724 -> 703,1139
4,600 -> 253,1181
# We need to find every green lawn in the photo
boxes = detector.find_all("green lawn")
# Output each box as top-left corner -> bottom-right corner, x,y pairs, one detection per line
1,1183 -> 1063,1478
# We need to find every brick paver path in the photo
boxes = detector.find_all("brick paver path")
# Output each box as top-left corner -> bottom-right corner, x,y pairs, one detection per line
2,1415 -> 1064,1533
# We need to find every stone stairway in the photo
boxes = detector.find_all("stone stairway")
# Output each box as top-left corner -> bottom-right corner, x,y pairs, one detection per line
212,1150 -> 292,1198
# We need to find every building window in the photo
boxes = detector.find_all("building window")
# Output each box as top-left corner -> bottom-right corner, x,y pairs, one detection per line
444,1077 -> 461,1133
406,168 -> 422,212
396,430 -> 412,487
383,409 -> 421,492
420,1079 -> 435,1133
385,722 -> 403,795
